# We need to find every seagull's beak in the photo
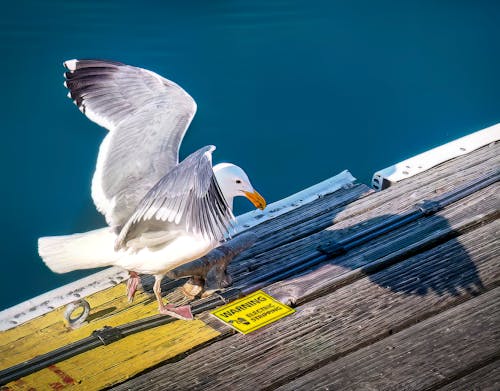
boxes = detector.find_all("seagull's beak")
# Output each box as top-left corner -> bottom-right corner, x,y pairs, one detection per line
244,190 -> 267,210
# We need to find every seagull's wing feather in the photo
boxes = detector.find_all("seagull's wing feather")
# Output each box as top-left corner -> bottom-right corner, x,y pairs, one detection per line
63,59 -> 197,228
115,146 -> 234,250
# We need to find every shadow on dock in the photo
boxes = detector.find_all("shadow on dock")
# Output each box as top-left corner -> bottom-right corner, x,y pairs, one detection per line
326,213 -> 486,297
126,202 -> 487,304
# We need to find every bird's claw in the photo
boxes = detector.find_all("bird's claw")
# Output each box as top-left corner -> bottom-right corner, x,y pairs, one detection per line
182,276 -> 205,299
158,304 -> 194,320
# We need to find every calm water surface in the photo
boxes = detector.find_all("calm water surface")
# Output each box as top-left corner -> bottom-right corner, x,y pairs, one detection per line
1,1 -> 499,310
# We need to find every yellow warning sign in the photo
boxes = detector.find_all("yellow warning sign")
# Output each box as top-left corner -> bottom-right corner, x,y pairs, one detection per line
211,290 -> 295,334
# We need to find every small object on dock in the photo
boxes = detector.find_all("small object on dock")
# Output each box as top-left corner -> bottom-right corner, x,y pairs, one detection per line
92,325 -> 123,345
63,299 -> 90,329
167,232 -> 258,298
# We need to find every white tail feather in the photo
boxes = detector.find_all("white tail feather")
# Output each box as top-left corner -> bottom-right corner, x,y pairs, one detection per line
38,228 -> 119,273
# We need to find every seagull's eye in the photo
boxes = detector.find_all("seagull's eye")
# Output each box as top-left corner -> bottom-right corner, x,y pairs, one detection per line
236,179 -> 242,184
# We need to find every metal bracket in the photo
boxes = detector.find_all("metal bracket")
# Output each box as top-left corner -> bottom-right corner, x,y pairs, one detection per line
417,200 -> 441,215
92,326 -> 123,345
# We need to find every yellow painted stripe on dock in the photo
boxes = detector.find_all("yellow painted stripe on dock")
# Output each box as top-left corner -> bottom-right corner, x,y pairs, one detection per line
1,282 -> 220,390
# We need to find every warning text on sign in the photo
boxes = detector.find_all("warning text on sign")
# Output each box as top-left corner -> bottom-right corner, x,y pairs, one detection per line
211,290 -> 295,334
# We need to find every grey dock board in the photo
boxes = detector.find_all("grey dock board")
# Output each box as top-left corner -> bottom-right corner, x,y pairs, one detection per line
111,219 -> 499,390
436,360 -> 500,391
277,288 -> 500,391
232,183 -> 373,260
230,143 -> 499,285
235,175 -> 498,293
266,184 -> 499,306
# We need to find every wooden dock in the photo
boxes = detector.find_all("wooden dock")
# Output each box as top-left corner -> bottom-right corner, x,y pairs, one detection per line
1,127 -> 499,390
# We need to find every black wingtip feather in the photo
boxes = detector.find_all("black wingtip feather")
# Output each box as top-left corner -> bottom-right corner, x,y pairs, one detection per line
64,67 -> 118,80
63,60 -> 125,108
64,74 -> 114,88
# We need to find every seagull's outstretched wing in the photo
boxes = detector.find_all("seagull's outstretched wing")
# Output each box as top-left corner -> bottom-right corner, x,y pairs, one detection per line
115,146 -> 234,250
63,59 -> 197,228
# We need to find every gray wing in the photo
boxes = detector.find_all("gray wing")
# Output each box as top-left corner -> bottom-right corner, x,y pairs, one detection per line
115,146 -> 234,250
63,59 -> 197,228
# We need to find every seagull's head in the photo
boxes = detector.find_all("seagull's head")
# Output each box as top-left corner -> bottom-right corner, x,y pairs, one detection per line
213,163 -> 266,211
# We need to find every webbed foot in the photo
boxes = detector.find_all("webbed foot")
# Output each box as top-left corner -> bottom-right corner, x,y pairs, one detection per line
126,271 -> 140,303
158,304 -> 194,320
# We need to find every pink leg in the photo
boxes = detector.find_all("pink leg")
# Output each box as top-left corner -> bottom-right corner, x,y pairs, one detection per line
126,271 -> 140,303
153,275 -> 193,320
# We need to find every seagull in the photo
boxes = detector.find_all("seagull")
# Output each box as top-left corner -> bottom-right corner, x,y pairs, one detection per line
38,59 -> 266,319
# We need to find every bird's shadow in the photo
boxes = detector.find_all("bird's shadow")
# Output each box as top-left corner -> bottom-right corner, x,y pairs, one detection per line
328,213 -> 485,296
231,200 -> 486,298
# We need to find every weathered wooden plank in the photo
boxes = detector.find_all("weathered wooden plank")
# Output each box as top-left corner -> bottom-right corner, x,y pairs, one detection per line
265,184 -> 499,305
229,143 -> 498,278
3,319 -> 219,391
110,220 -> 499,390
0,281 -> 220,390
0,285 -> 164,359
234,181 -> 498,289
436,360 -> 500,391
233,183 -> 372,259
277,288 -> 500,391
332,140 -> 498,225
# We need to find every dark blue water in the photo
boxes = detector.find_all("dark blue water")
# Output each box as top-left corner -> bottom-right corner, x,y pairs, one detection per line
1,1 -> 499,310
